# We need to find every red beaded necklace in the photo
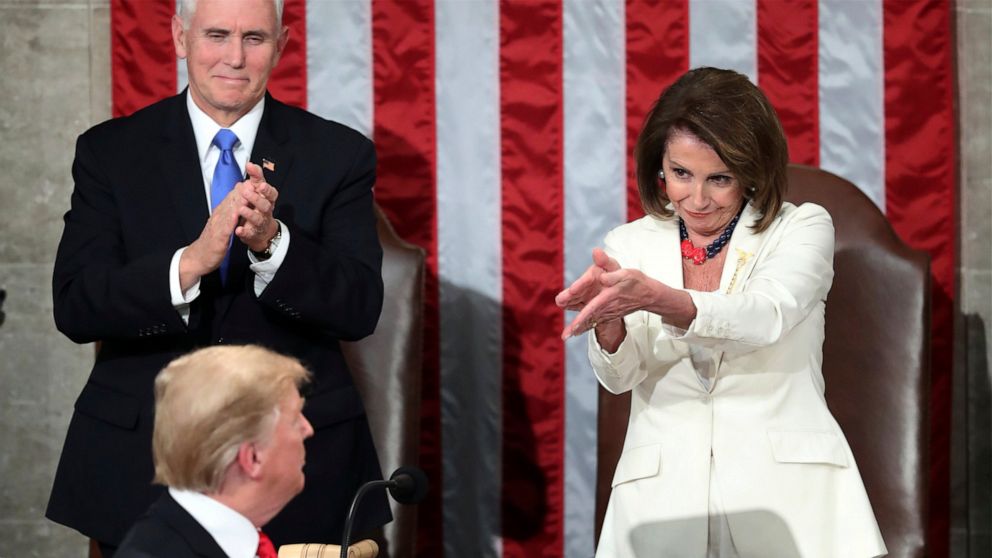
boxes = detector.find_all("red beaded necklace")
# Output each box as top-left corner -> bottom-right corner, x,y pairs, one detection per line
678,207 -> 744,265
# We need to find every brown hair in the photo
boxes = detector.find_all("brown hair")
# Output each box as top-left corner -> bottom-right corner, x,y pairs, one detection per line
634,67 -> 789,232
152,345 -> 310,492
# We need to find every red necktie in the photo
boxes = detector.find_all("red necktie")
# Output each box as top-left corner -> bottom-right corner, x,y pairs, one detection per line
256,531 -> 278,558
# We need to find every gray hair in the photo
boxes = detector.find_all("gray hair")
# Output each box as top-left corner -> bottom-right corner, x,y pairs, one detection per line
178,0 -> 284,30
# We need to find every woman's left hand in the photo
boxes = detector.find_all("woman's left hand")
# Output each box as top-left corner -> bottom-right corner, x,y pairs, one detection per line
561,267 -> 662,339
555,248 -> 619,311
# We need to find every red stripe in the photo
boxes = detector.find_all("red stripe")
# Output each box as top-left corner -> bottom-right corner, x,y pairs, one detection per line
267,0 -> 307,109
500,1 -> 564,555
756,0 -> 818,166
370,2 -> 440,556
625,0 -> 689,222
111,0 -> 175,117
883,2 -> 956,556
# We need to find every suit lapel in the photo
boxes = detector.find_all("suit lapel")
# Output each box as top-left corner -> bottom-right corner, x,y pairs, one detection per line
641,215 -> 684,289
157,493 -> 229,558
712,202 -> 767,387
719,202 -> 764,294
249,93 -> 294,195
160,93 -> 210,245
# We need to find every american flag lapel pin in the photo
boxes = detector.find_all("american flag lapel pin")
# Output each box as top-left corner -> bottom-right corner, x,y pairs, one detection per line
262,158 -> 276,172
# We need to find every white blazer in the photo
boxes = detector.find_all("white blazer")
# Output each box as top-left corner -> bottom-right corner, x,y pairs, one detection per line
590,202 -> 886,558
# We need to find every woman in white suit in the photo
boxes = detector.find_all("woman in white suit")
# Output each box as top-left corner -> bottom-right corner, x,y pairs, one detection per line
556,68 -> 886,558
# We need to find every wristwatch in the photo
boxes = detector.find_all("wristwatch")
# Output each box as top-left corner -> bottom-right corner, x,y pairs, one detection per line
252,227 -> 282,260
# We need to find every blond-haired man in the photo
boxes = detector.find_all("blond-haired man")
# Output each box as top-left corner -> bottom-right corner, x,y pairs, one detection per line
115,345 -> 312,558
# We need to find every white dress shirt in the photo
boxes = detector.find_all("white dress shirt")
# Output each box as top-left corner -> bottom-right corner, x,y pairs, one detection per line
169,487 -> 259,558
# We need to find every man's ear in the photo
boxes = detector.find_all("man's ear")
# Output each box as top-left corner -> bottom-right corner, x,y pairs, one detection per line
172,15 -> 188,59
236,441 -> 264,480
272,25 -> 290,63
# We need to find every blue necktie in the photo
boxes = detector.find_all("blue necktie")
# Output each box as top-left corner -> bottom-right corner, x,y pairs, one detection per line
211,129 -> 241,283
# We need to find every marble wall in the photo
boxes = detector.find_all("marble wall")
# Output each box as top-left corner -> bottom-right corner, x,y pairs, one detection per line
0,1 -> 988,557
952,1 -> 992,557
0,0 -> 109,555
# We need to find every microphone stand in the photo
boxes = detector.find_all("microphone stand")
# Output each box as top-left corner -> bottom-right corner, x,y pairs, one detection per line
340,480 -> 389,558
340,466 -> 427,558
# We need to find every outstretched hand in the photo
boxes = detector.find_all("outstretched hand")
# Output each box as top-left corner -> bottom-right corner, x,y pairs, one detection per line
555,248 -> 619,311
561,265 -> 660,339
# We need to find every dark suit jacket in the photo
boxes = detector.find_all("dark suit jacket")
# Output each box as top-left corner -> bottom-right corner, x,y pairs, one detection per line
46,92 -> 391,546
116,493 -> 228,558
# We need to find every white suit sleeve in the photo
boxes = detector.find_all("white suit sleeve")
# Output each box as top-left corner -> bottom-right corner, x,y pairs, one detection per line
674,203 -> 835,355
587,227 -> 688,394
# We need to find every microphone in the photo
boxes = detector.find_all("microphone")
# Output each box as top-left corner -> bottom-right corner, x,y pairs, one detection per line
339,466 -> 428,558
385,465 -> 429,505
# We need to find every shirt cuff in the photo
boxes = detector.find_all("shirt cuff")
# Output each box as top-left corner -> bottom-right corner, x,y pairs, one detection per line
678,289 -> 734,340
587,314 -> 640,375
170,247 -> 200,325
248,220 -> 289,296
660,321 -> 689,338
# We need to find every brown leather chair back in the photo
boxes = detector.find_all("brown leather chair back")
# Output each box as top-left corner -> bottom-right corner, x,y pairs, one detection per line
342,204 -> 425,558
594,164 -> 931,557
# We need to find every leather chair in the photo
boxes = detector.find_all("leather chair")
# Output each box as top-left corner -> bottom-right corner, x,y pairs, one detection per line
594,164 -> 931,557
341,203 -> 425,558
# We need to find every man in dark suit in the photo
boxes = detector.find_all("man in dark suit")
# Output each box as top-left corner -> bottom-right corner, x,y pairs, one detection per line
46,0 -> 389,553
116,345 -> 312,558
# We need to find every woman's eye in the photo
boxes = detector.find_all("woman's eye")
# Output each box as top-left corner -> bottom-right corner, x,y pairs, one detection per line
672,168 -> 689,178
710,175 -> 733,185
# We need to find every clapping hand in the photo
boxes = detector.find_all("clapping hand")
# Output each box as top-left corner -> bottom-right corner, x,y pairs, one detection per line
557,248 -> 662,342
235,162 -> 280,252
556,248 -> 619,339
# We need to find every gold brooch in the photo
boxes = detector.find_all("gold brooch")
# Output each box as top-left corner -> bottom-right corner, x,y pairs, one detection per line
725,249 -> 753,293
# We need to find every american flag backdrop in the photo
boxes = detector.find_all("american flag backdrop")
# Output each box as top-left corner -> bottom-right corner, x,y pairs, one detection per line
109,1 -> 956,556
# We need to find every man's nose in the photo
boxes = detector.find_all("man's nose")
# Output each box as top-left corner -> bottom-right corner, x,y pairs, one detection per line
223,38 -> 247,68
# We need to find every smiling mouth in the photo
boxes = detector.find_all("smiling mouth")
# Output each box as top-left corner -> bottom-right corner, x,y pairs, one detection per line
684,210 -> 710,218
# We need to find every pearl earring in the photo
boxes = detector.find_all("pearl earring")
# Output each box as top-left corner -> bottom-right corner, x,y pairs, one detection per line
657,169 -> 665,180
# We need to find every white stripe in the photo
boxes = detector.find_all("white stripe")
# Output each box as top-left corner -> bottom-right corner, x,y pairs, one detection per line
689,0 -> 757,82
562,0 -> 626,556
818,0 -> 885,209
306,0 -> 373,137
435,1 -> 502,556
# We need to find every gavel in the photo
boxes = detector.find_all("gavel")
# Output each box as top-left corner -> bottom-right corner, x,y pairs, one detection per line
278,539 -> 378,558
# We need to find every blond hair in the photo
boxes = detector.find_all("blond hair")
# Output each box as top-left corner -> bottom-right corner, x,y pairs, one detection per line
152,345 -> 310,492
